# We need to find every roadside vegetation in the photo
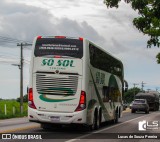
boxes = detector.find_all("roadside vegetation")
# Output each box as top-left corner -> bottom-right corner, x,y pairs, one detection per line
0,95 -> 28,119
124,87 -> 141,103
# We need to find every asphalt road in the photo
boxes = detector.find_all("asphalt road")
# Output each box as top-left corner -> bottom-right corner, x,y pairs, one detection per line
1,109 -> 160,142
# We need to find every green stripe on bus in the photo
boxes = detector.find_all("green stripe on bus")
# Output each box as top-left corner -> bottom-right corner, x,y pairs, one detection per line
39,87 -> 74,95
90,69 -> 110,120
39,94 -> 76,102
39,87 -> 75,102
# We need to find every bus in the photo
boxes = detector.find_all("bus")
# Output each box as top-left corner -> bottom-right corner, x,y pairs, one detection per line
28,36 -> 128,130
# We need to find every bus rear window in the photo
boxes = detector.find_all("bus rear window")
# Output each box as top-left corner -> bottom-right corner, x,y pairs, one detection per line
34,38 -> 83,58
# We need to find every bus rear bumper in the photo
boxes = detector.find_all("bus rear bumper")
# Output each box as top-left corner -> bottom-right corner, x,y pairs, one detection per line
28,107 -> 87,125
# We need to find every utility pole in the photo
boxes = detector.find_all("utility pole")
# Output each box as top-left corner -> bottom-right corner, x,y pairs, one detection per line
156,87 -> 160,92
147,89 -> 151,92
17,43 -> 32,114
133,83 -> 139,100
141,81 -> 146,92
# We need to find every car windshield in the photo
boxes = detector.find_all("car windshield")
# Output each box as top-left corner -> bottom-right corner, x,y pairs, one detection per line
134,100 -> 145,104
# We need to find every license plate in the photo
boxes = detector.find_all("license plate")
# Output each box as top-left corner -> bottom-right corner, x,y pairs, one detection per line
50,116 -> 60,122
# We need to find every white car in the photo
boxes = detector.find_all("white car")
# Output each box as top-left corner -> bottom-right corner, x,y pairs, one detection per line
131,99 -> 149,114
129,101 -> 134,109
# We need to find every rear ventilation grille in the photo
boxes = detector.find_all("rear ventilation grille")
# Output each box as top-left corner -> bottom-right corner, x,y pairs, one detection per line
36,73 -> 78,96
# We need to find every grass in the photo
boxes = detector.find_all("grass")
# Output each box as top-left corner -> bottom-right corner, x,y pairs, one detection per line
0,100 -> 28,119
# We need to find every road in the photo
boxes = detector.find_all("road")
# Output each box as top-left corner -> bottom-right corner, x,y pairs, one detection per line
0,117 -> 40,133
0,109 -> 160,142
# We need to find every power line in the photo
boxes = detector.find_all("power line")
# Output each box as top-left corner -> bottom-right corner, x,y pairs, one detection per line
0,35 -> 32,47
0,60 -> 20,65
133,83 -> 139,100
141,81 -> 146,91
0,57 -> 30,65
23,46 -> 32,50
0,35 -> 31,43
0,56 -> 29,62
16,42 -> 32,114
0,55 -> 20,60
0,51 -> 19,56
0,38 -> 32,112
0,53 -> 31,66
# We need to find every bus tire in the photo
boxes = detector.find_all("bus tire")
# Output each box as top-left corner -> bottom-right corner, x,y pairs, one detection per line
96,112 -> 100,130
99,109 -> 102,127
41,123 -> 51,130
41,123 -> 62,130
114,110 -> 118,123
145,110 -> 149,114
89,115 -> 96,131
131,109 -> 135,113
90,110 -> 99,130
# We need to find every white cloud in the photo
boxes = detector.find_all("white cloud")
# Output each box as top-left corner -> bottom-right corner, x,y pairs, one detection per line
0,0 -> 104,44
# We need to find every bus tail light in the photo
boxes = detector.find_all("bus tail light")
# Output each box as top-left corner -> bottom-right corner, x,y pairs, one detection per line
28,88 -> 37,109
75,91 -> 86,111
37,36 -> 42,39
79,37 -> 83,41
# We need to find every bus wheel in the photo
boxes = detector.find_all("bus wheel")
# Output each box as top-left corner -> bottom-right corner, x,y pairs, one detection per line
99,109 -> 102,127
41,123 -> 51,130
90,111 -> 99,130
41,123 -> 62,130
114,111 -> 118,123
96,113 -> 100,129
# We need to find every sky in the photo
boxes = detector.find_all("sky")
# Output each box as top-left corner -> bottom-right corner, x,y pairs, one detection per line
0,0 -> 160,99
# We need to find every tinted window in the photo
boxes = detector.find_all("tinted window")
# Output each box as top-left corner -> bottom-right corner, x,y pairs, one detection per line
34,38 -> 83,58
89,44 -> 123,80
134,100 -> 145,104
103,86 -> 121,102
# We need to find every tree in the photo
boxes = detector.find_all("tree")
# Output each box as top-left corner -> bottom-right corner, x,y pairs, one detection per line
156,53 -> 160,63
124,87 -> 141,103
104,0 -> 160,63
17,94 -> 28,103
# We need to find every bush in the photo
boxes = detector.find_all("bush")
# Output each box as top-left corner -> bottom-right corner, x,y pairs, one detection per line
16,94 -> 28,102
0,100 -> 28,119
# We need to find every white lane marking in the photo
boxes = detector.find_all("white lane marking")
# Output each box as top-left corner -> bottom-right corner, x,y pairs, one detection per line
65,112 -> 158,142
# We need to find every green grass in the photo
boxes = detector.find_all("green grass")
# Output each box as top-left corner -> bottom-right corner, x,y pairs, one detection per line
0,100 -> 28,119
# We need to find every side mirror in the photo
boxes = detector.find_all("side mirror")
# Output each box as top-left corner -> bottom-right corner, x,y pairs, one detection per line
124,80 -> 128,92
27,86 -> 29,93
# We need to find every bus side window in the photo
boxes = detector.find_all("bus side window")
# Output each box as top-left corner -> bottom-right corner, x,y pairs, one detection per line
109,87 -> 120,102
103,86 -> 109,102
89,45 -> 95,60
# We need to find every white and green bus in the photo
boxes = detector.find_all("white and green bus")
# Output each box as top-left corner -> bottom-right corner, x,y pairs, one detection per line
28,36 -> 128,130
